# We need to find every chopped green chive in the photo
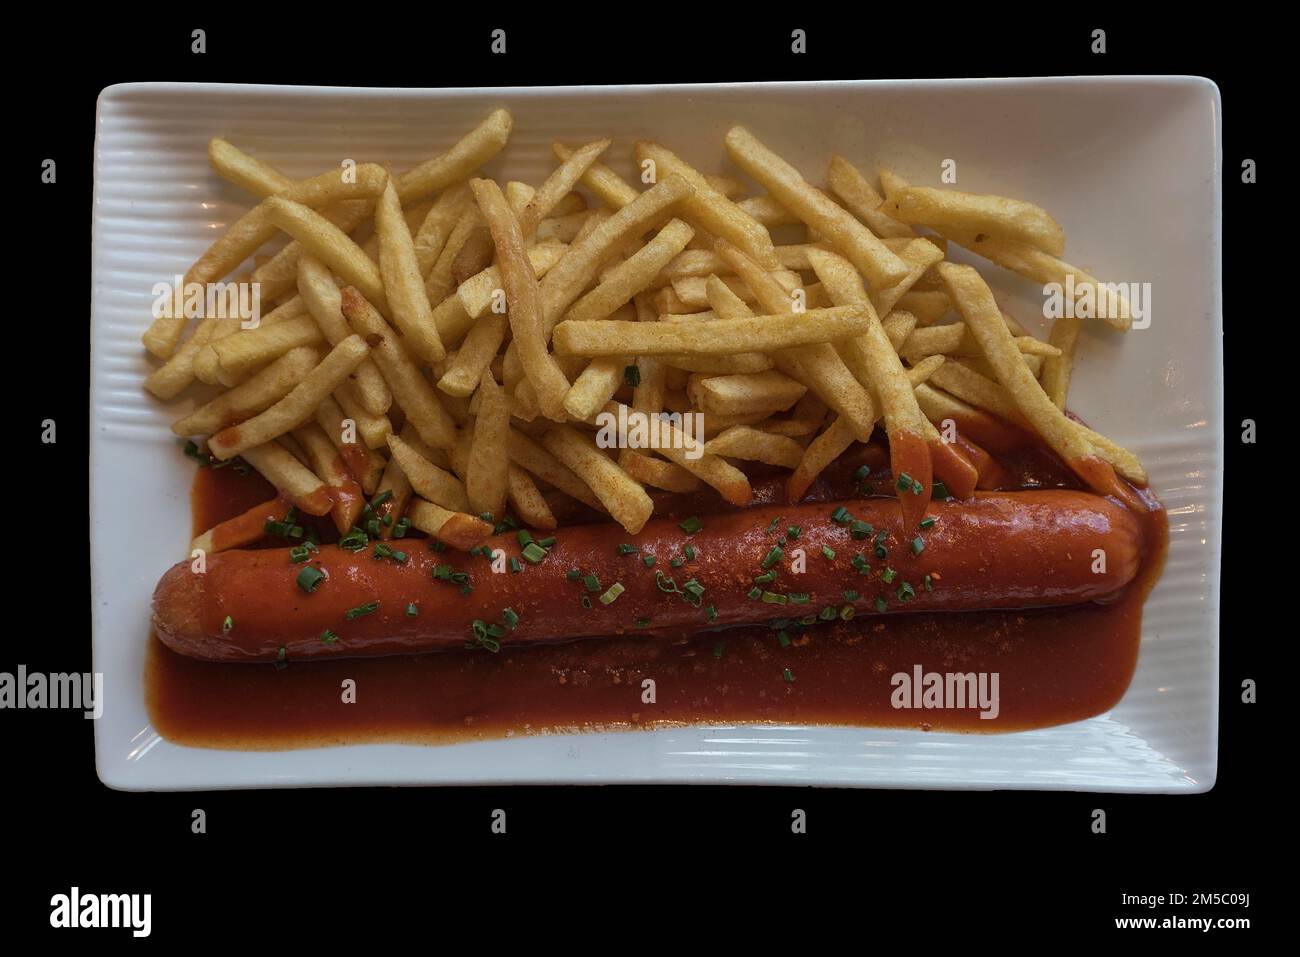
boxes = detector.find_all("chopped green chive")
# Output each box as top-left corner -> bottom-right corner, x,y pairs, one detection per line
777,631 -> 791,648
345,601 -> 379,620
881,568 -> 897,584
320,629 -> 338,644
583,574 -> 601,593
897,582 -> 916,602
566,569 -> 582,581
679,516 -> 703,535
509,557 -> 523,573
221,615 -> 233,635
932,480 -> 950,500
289,545 -> 311,563
747,586 -> 763,600
684,544 -> 697,561
843,590 -> 860,601
517,530 -> 535,547
754,570 -> 777,585
296,566 -> 325,593
853,464 -> 871,481
537,536 -> 557,549
624,364 -> 641,387
406,602 -> 419,617
642,554 -> 657,567
789,592 -> 810,605
840,605 -> 855,621
670,556 -> 685,568
522,542 -> 548,564
831,506 -> 852,525
762,591 -> 788,605
503,607 -> 520,628
617,543 -> 637,555
874,596 -> 888,613
819,606 -> 837,621
705,605 -> 718,622
924,574 -> 933,592
821,545 -> 836,560
910,536 -> 925,556
783,668 -> 795,683
786,525 -> 801,540
850,520 -> 873,540
580,595 -> 592,609
761,545 -> 784,569
919,516 -> 936,530
599,582 -> 625,605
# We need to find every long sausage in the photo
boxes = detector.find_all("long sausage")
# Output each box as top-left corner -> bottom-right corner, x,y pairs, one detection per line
153,490 -> 1144,662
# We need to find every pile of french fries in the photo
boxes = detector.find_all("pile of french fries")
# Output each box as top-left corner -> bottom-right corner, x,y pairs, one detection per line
145,108 -> 1147,551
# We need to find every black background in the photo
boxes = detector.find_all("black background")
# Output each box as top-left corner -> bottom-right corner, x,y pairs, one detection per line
9,14 -> 1269,940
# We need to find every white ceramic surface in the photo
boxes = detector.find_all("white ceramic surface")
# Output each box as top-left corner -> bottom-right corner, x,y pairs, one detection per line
91,78 -> 1222,791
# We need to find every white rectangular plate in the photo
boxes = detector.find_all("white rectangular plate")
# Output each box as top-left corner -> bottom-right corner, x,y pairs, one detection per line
92,78 -> 1222,791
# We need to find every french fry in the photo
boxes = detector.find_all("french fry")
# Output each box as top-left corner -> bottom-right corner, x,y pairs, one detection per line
207,335 -> 369,459
296,254 -> 392,417
807,247 -> 934,527
207,138 -> 293,197
507,465 -> 557,531
542,424 -> 654,534
599,402 -> 752,506
387,433 -> 471,512
937,262 -> 1141,505
405,498 -> 493,551
564,357 -> 631,422
508,427 -> 605,513
240,441 -> 333,516
634,140 -> 780,269
705,425 -> 805,468
172,346 -> 319,436
438,313 -> 508,397
737,194 -> 800,227
141,164 -> 389,359
466,370 -> 510,521
424,207 -> 481,305
204,314 -> 324,380
724,126 -> 908,290
333,385 -> 394,451
887,185 -> 1065,257
1041,314 -> 1082,409
265,196 -> 388,311
564,219 -> 696,323
394,108 -> 513,204
553,141 -> 640,209
413,184 -> 472,274
825,155 -> 916,239
314,394 -> 386,494
687,370 -> 806,416
457,240 -> 568,321
519,138 -> 611,238
375,178 -> 445,362
469,178 -> 572,420
340,288 -> 457,450
190,497 -> 288,555
898,324 -> 1062,361
293,422 -> 366,534
711,244 -> 879,442
554,305 -> 870,357
787,417 -> 857,502
660,352 -> 774,375
897,290 -> 952,326
618,450 -> 702,493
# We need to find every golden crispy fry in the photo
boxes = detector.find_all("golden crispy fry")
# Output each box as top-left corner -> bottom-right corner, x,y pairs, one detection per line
405,498 -> 494,551
563,356 -> 630,421
542,424 -> 654,534
340,288 -> 457,449
296,254 -> 392,417
887,185 -> 1065,257
937,262 -> 1141,503
466,370 -> 510,521
375,179 -> 445,362
687,370 -> 806,416
506,465 -> 557,530
387,433 -> 471,512
634,140 -> 780,269
554,305 -> 869,357
265,196 -> 388,311
204,314 -> 324,381
507,427 -> 605,513
1042,314 -> 1082,409
314,394 -> 386,494
208,335 -> 369,459
469,178 -> 572,420
395,108 -> 513,204
292,422 -> 366,535
564,219 -> 697,323
553,141 -> 640,208
207,138 -> 293,196
724,126 -> 908,290
704,425 -> 805,468
825,155 -> 916,239
519,138 -> 611,238
172,346 -> 319,436
239,441 -> 332,516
